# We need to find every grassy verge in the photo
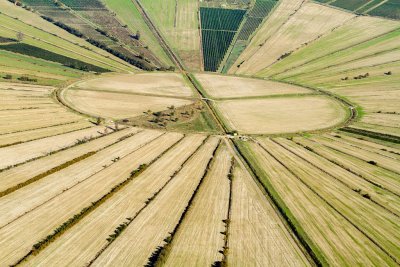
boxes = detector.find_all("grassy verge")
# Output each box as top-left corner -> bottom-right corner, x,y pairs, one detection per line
339,127 -> 400,144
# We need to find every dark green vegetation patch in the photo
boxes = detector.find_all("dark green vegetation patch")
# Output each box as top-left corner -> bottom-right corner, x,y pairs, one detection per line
0,43 -> 109,72
0,37 -> 17,43
316,0 -> 400,19
330,0 -> 371,11
200,7 -> 246,72
368,0 -> 400,20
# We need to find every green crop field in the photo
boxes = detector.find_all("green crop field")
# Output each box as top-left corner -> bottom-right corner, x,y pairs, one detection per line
330,0 -> 371,11
200,7 -> 246,71
316,0 -> 400,19
0,43 -> 109,73
368,0 -> 400,20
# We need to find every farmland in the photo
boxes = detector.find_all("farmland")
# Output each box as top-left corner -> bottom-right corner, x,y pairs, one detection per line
1,0 -> 400,266
222,0 -> 278,72
235,2 -> 355,75
200,7 -> 246,71
317,0 -> 400,20
215,95 -> 348,134
140,0 -> 201,70
18,0 -> 163,70
61,73 -> 195,120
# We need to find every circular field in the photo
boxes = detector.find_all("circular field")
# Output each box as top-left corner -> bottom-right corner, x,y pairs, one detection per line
62,73 -> 194,120
215,95 -> 348,134
63,73 -> 348,134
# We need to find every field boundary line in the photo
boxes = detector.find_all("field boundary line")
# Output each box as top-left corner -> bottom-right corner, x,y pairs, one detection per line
257,140 -> 400,265
145,140 -> 222,266
272,138 -> 400,217
270,25 -> 400,79
216,157 -> 235,266
0,126 -> 128,173
340,127 -> 400,144
11,133 -> 183,266
0,130 -> 149,230
293,139 -> 400,198
85,136 -> 211,266
0,129 -> 142,199
311,137 -> 400,175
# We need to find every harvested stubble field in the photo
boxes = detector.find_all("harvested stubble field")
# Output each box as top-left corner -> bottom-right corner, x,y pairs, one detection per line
62,73 -> 196,120
20,134 -> 206,266
235,2 -> 355,75
74,73 -> 194,98
260,15 -> 400,78
1,0 -> 400,265
215,95 -> 347,134
0,130 -> 182,266
229,0 -> 305,74
237,138 -> 399,266
63,89 -> 193,120
161,143 -> 232,266
228,165 -> 310,266
140,0 -> 201,70
0,83 -> 88,135
195,73 -> 311,99
91,137 -> 220,266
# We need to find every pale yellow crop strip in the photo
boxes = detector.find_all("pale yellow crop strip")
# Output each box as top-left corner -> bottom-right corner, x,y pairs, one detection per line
0,132 -> 182,266
259,138 -> 400,264
274,138 -> 400,217
294,137 -> 400,197
0,128 -> 139,197
21,134 -> 206,266
248,140 -> 395,265
162,144 -> 231,266
91,137 -> 220,266
227,165 -> 310,266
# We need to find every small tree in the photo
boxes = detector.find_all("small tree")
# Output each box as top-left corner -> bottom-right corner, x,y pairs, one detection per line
16,31 -> 24,42
136,30 -> 141,40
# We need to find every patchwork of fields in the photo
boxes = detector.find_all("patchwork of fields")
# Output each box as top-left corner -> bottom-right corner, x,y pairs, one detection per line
1,0 -> 399,266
